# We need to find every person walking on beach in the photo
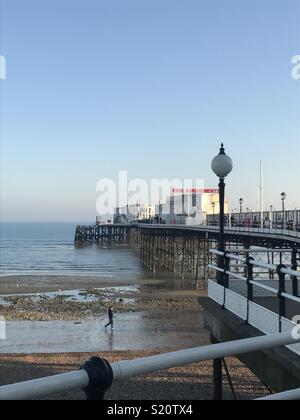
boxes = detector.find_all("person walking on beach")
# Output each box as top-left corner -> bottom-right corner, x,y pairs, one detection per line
105,306 -> 114,331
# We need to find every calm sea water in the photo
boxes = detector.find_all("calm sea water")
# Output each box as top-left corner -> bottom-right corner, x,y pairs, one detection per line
0,222 -> 146,278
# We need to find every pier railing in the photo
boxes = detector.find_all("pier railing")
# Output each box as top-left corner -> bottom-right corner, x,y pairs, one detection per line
205,209 -> 300,232
202,223 -> 300,239
207,249 -> 300,355
1,332 -> 300,400
139,223 -> 300,241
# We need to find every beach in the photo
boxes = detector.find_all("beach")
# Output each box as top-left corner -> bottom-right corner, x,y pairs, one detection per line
0,275 -> 203,321
0,274 -> 143,295
0,274 -> 269,399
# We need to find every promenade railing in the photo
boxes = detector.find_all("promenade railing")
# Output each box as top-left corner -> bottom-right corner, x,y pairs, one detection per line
207,249 -> 300,355
139,222 -> 300,241
202,223 -> 300,240
1,332 -> 300,400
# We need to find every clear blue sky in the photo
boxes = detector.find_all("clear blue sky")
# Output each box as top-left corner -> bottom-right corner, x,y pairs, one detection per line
1,0 -> 299,222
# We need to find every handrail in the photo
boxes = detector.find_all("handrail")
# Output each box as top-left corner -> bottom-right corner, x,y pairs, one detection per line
208,264 -> 300,305
201,223 -> 300,238
256,388 -> 300,401
225,271 -> 246,281
209,249 -> 300,278
112,332 -> 298,379
249,280 -> 279,296
138,223 -> 300,238
1,332 -> 299,401
0,370 -> 90,401
209,258 -> 300,304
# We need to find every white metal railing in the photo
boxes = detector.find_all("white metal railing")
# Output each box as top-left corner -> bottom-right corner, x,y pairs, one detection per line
256,388 -> 300,401
208,280 -> 300,352
207,248 -> 300,357
208,249 -> 300,308
1,332 -> 300,401
201,223 -> 300,240
140,223 -> 300,240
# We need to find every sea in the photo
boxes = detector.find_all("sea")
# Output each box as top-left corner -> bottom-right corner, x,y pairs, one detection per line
0,222 -> 146,278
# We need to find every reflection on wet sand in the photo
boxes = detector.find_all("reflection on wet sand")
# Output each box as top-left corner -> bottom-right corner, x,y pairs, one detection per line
1,309 -> 208,354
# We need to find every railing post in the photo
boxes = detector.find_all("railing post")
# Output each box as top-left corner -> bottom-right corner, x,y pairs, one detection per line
223,251 -> 230,289
277,264 -> 287,333
291,248 -> 299,297
80,357 -> 113,400
246,256 -> 254,324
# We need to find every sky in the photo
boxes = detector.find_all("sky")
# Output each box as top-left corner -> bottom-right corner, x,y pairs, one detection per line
0,0 -> 300,222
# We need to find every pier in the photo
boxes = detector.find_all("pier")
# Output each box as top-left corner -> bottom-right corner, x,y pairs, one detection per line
72,221 -> 300,398
74,222 -> 300,282
74,224 -> 139,248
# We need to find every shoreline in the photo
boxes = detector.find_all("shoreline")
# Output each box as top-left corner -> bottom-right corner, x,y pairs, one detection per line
0,274 -> 208,353
0,284 -> 204,321
0,275 -> 269,400
0,274 -> 167,295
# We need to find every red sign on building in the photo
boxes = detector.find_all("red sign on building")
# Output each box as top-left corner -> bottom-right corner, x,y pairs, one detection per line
172,188 -> 219,194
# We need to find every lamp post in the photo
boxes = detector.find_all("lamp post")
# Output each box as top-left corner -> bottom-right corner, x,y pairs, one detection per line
212,202 -> 216,226
158,200 -> 163,224
211,143 -> 233,286
239,198 -> 243,227
239,198 -> 243,213
270,205 -> 273,229
281,192 -> 287,229
211,143 -> 233,402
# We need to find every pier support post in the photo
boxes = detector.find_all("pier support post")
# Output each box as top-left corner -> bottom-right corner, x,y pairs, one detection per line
211,335 -> 223,400
152,234 -> 156,274
181,238 -> 186,280
195,238 -> 201,284
172,235 -> 176,273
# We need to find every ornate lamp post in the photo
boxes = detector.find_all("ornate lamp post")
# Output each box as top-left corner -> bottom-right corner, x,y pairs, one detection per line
281,192 -> 287,229
211,143 -> 233,285
211,143 -> 233,402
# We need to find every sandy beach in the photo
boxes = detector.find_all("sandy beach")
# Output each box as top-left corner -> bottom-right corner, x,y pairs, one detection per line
0,274 -> 269,399
0,351 -> 268,400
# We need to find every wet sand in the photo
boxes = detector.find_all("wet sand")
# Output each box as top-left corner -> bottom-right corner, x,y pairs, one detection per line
1,310 -> 208,353
0,274 -> 268,400
0,275 -> 163,295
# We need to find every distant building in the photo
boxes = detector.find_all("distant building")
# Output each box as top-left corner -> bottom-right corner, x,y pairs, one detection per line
96,215 -> 114,225
114,204 -> 155,224
155,189 -> 229,225
112,189 -> 229,226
